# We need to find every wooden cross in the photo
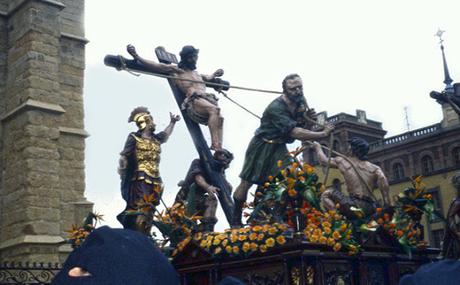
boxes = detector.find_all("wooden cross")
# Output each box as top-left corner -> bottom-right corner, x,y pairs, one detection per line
104,47 -> 235,225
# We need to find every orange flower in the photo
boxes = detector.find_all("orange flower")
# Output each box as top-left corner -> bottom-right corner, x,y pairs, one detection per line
231,234 -> 238,243
333,242 -> 342,252
327,237 -> 335,246
253,225 -> 262,232
319,236 -> 327,244
264,182 -> 270,188
276,235 -> 286,245
376,208 -> 382,214
277,160 -> 283,167
322,221 -> 332,228
242,242 -> 251,253
333,231 -> 341,240
249,233 -> 258,241
239,235 -> 247,241
233,246 -> 240,254
340,223 -> 347,232
396,230 -> 404,237
288,189 -> 297,198
258,233 -> 265,241
268,227 -> 278,235
377,218 -> 384,225
268,175 -> 274,182
324,227 -> 332,235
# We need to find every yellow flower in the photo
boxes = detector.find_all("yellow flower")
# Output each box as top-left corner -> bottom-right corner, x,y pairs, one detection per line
264,182 -> 270,188
310,235 -> 319,243
253,225 -> 262,232
242,242 -> 251,253
258,233 -> 265,241
250,242 -> 258,251
266,237 -> 275,247
260,245 -> 268,253
319,236 -> 327,244
216,234 -> 226,240
263,224 -> 271,231
194,232 -> 202,240
239,235 -> 247,242
233,246 -> 240,254
327,237 -> 335,246
333,231 -> 341,240
322,221 -> 332,228
280,170 -> 286,177
276,235 -> 286,245
200,240 -> 207,248
278,224 -> 287,231
333,242 -> 342,252
239,228 -> 247,233
231,234 -> 238,243
213,238 -> 221,246
277,160 -> 283,167
214,247 -> 222,254
225,245 -> 233,253
222,239 -> 228,247
340,223 -> 347,232
268,227 -> 278,235
249,233 -> 258,241
324,227 -> 332,235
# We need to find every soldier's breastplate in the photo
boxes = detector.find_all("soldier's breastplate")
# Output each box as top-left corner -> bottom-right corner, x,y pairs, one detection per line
132,135 -> 161,178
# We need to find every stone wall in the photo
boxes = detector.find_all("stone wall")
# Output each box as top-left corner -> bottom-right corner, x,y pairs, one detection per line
0,0 -> 91,263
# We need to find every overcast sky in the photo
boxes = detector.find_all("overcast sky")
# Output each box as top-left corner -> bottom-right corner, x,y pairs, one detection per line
83,0 -> 460,230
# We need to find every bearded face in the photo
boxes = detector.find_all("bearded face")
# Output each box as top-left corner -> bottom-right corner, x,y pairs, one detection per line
178,53 -> 198,70
284,77 -> 304,104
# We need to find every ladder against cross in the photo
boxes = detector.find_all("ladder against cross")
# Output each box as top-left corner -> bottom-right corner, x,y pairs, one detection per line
104,47 -> 235,225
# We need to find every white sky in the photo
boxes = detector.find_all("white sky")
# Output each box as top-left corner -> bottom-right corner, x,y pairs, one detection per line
84,0 -> 460,230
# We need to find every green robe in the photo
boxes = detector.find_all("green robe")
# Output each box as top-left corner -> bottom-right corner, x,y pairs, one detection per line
240,96 -> 298,185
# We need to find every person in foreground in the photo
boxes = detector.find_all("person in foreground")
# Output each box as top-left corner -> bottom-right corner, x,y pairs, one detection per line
51,226 -> 179,285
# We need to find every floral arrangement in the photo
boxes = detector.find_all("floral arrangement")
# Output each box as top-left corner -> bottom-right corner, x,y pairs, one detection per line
303,208 -> 360,255
366,176 -> 433,253
173,223 -> 288,258
66,212 -> 104,248
153,202 -> 201,247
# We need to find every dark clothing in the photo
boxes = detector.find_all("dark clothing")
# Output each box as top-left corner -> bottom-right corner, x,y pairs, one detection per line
399,260 -> 460,285
52,226 -> 179,285
240,97 -> 298,185
175,159 -> 231,217
442,198 -> 460,259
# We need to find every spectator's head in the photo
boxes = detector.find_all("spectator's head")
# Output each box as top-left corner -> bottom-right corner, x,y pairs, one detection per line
52,226 -> 179,285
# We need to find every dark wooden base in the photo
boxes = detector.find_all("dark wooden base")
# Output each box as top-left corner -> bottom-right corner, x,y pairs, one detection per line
173,242 -> 439,285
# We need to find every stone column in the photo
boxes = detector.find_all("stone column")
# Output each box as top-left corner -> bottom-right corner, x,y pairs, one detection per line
0,0 -> 91,263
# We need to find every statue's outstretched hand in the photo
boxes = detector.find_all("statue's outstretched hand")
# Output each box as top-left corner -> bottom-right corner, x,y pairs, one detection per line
213,69 -> 224,77
170,112 -> 181,123
127,44 -> 138,59
323,123 -> 335,135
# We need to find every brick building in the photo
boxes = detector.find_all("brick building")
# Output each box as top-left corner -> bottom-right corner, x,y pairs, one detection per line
0,0 -> 91,263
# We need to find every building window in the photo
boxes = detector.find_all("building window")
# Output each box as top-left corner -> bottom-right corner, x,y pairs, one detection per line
308,148 -> 318,166
421,155 -> 434,175
430,229 -> 444,249
392,163 -> 405,180
427,188 -> 443,223
333,140 -> 340,153
332,179 -> 342,192
453,147 -> 460,166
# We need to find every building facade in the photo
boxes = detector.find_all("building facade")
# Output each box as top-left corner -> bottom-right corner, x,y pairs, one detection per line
0,0 -> 91,263
304,105 -> 460,248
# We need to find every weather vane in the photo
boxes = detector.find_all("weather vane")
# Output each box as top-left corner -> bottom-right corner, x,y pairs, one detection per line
435,28 -> 445,45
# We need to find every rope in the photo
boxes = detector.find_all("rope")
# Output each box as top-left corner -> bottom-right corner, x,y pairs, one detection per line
218,90 -> 261,119
117,55 -> 283,94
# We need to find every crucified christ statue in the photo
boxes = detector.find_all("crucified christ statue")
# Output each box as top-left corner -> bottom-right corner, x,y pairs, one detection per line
127,44 -> 225,151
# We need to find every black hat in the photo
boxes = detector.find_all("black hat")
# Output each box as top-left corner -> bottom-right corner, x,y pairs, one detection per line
179,45 -> 199,58
52,226 -> 179,285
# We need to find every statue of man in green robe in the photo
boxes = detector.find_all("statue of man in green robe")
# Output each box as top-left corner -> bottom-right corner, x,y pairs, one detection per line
231,74 -> 334,227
